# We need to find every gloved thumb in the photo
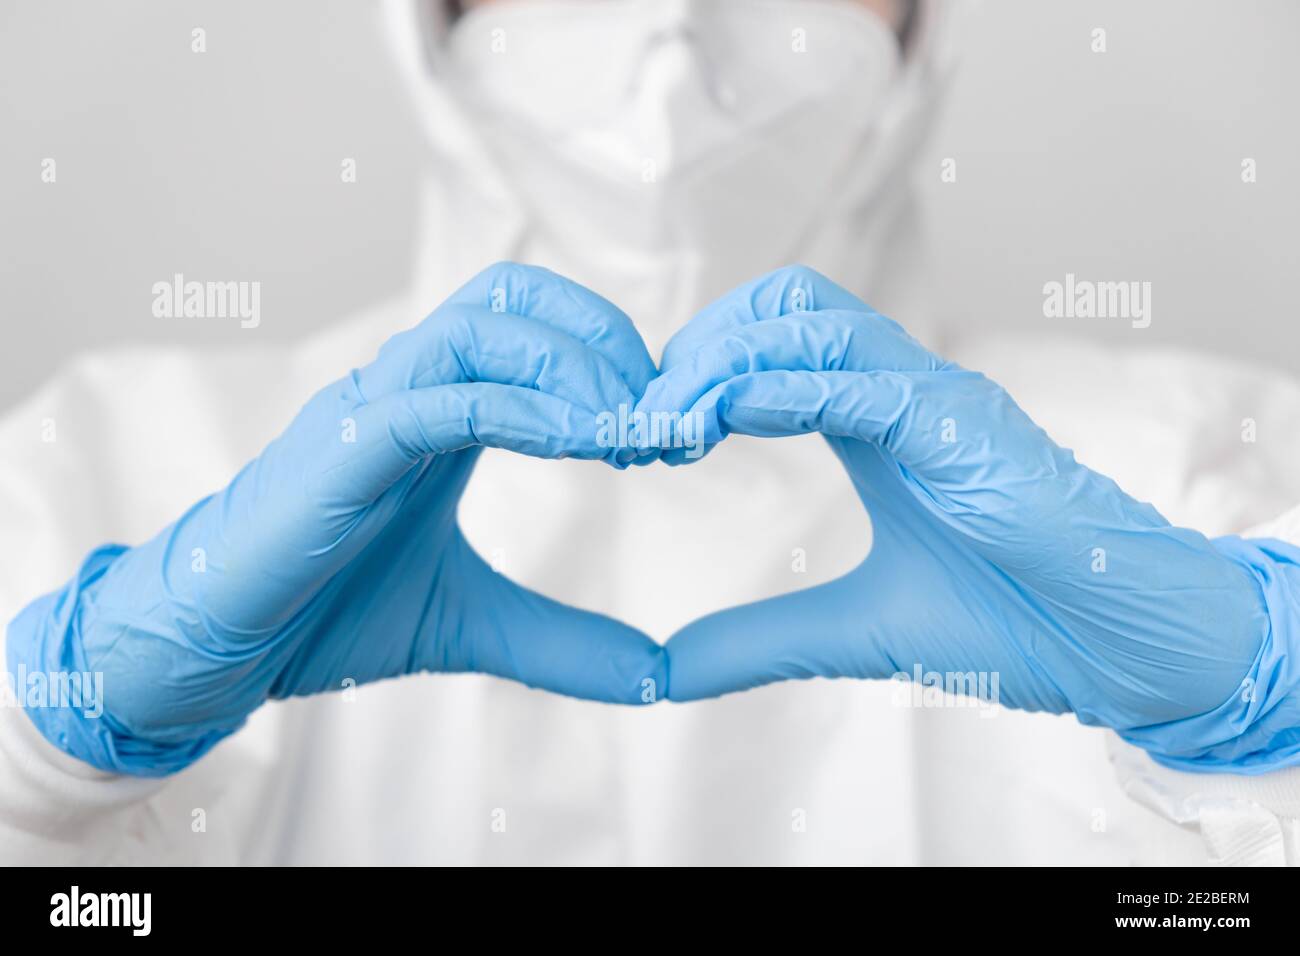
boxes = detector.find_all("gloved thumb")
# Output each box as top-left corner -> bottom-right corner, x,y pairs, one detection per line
438,534 -> 668,705
664,572 -> 874,701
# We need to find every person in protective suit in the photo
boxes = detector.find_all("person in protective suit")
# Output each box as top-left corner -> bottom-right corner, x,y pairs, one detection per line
3,0 -> 1299,865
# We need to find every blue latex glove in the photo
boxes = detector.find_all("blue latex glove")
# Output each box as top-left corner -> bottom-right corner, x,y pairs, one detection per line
7,263 -> 667,776
640,266 -> 1300,773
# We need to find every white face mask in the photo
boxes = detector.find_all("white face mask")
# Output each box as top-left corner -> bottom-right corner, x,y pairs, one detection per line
441,0 -> 903,352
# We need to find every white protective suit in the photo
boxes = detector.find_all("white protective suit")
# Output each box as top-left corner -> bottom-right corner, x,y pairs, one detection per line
2,0 -> 1299,865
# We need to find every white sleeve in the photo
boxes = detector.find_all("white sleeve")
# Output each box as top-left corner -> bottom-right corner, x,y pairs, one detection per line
0,694 -> 167,863
1109,503 -> 1300,866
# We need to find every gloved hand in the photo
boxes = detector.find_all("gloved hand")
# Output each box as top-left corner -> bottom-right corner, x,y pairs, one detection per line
639,266 -> 1300,773
7,263 -> 667,777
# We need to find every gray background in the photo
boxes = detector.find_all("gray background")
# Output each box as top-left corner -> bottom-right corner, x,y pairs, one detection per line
1,0 -> 1296,415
